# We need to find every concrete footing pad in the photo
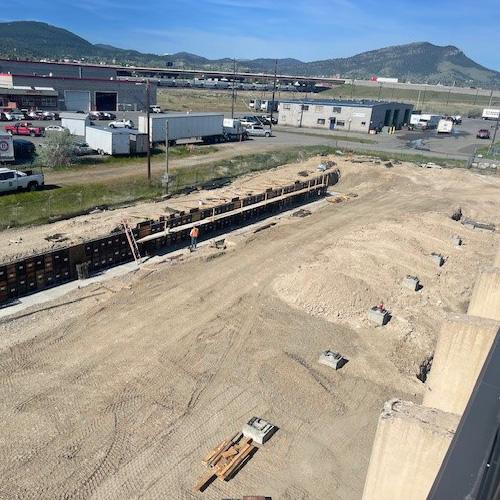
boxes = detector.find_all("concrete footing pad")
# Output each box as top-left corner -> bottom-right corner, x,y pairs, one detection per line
423,314 -> 500,415
362,400 -> 459,500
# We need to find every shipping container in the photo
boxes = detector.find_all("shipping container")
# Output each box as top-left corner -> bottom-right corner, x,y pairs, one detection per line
138,113 -> 224,144
85,126 -> 130,155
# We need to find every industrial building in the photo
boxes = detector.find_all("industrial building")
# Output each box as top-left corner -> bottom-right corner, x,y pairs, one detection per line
0,59 -> 156,112
277,99 -> 414,133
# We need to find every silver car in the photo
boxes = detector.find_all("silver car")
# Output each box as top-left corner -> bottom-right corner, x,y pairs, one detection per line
246,125 -> 272,137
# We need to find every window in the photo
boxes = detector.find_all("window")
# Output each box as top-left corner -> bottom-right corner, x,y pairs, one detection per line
0,172 -> 15,181
315,105 -> 324,112
317,118 -> 325,125
336,120 -> 346,127
283,104 -> 291,110
302,105 -> 309,111
332,106 -> 342,113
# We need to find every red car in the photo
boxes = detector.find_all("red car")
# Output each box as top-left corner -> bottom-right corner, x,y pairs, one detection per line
4,122 -> 44,137
476,129 -> 491,139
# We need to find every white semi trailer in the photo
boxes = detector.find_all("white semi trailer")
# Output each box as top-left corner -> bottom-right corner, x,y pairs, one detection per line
138,112 -> 224,144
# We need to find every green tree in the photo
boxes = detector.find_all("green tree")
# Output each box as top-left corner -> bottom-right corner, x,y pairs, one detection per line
37,130 -> 76,168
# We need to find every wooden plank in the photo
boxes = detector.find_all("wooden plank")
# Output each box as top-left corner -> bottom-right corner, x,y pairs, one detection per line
220,444 -> 256,481
216,442 -> 253,478
202,439 -> 229,465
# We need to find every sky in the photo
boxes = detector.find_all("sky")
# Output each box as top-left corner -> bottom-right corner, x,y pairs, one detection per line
4,0 -> 500,70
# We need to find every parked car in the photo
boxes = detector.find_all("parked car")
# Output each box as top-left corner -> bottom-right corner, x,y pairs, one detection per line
477,129 -> 491,139
13,139 -> 36,160
102,112 -> 116,120
108,119 -> 134,129
246,125 -> 272,137
4,110 -> 25,121
42,111 -> 59,120
73,142 -> 96,156
4,122 -> 45,137
0,112 -> 12,121
240,115 -> 261,127
0,167 -> 44,193
45,125 -> 68,133
27,110 -> 43,120
150,105 -> 162,113
89,111 -> 106,121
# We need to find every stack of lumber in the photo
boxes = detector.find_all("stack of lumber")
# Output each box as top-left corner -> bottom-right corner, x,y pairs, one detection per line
193,432 -> 256,492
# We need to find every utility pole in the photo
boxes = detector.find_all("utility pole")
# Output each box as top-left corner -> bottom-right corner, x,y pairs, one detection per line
488,88 -> 494,106
269,59 -> 278,132
488,114 -> 499,155
146,79 -> 151,182
164,120 -> 170,195
231,58 -> 236,119
378,84 -> 382,100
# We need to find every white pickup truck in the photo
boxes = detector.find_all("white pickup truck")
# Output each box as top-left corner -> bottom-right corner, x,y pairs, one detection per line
0,167 -> 44,194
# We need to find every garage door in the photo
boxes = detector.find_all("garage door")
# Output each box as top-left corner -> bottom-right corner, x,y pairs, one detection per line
95,92 -> 117,111
64,90 -> 91,112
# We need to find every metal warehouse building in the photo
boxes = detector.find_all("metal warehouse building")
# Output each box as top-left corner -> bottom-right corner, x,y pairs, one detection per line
278,99 -> 413,133
0,59 -> 157,112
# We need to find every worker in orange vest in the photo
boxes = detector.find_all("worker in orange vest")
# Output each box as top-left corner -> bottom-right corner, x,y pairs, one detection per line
190,226 -> 200,250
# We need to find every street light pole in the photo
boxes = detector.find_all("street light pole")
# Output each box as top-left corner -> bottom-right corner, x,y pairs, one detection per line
164,120 -> 170,195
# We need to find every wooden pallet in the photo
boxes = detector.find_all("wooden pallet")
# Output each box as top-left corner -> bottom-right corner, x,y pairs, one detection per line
193,433 -> 257,492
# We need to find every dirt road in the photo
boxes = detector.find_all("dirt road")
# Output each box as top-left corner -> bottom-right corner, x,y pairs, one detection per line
0,162 -> 498,499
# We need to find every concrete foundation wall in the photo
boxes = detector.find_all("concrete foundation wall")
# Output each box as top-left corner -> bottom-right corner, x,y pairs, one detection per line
467,268 -> 500,321
423,314 -> 500,415
362,400 -> 459,500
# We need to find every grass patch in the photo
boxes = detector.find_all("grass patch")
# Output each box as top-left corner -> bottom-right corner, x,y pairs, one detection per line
50,145 -> 218,171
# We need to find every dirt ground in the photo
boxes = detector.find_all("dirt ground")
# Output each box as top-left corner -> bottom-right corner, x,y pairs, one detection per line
0,160 -> 499,500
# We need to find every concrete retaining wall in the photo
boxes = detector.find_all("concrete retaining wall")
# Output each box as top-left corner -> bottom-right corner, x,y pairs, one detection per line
423,314 -> 500,415
467,268 -> 500,321
362,400 -> 459,500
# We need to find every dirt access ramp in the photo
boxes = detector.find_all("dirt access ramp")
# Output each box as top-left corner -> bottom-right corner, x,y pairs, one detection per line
0,162 -> 498,499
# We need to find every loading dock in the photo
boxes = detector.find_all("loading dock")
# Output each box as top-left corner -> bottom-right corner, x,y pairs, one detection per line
64,90 -> 91,112
95,91 -> 117,111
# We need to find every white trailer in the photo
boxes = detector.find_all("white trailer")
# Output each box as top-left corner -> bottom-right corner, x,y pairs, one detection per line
437,119 -> 453,134
0,133 -> 14,163
482,108 -> 500,120
138,113 -> 224,144
85,126 -> 130,156
60,113 -> 91,136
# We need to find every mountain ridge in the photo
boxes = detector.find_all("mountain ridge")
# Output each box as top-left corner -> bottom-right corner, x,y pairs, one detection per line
1,21 -> 499,87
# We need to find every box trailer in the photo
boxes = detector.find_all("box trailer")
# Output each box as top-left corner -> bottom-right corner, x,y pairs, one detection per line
0,133 -> 14,163
60,113 -> 91,137
85,126 -> 130,155
138,113 -> 224,144
482,108 -> 500,120
437,119 -> 453,134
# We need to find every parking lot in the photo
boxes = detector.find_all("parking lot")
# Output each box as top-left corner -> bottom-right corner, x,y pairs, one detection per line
1,111 -> 498,172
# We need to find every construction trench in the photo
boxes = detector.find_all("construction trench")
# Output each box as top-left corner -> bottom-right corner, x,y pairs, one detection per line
0,171 -> 339,306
